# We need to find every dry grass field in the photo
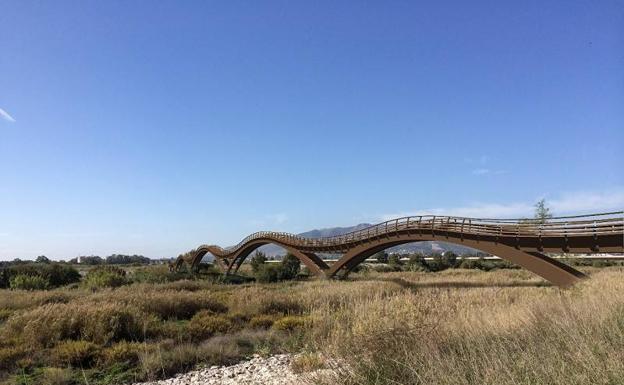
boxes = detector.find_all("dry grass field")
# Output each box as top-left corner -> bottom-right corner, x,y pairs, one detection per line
1,266 -> 623,385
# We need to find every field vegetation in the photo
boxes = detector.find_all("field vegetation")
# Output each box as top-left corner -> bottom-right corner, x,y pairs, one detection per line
1,257 -> 623,385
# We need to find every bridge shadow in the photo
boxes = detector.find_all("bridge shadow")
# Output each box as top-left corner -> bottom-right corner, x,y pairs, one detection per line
365,277 -> 553,289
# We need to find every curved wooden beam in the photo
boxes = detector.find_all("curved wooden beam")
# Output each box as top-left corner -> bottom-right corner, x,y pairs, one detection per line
173,212 -> 622,287
327,238 -> 586,287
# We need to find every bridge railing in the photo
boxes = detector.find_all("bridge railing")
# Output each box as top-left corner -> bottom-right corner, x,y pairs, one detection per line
213,211 -> 623,253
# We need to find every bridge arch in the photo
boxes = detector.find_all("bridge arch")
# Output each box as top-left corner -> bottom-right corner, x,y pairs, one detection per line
223,239 -> 329,276
326,236 -> 586,287
177,239 -> 329,276
174,212 -> 622,288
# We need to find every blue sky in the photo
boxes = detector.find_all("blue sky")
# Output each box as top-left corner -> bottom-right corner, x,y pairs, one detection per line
1,1 -> 622,259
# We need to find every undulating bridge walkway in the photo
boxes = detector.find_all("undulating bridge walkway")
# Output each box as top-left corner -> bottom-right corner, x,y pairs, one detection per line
173,212 -> 624,287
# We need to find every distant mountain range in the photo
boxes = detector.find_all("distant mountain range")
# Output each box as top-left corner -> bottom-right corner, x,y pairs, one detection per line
255,223 -> 481,258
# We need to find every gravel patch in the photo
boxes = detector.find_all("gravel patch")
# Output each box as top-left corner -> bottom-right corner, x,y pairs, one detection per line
134,354 -> 332,385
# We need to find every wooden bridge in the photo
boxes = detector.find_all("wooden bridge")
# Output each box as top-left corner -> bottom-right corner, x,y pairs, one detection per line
174,212 -> 624,287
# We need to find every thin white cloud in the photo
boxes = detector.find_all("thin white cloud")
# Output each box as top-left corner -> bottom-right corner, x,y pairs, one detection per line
467,155 -> 507,176
465,155 -> 489,165
472,168 -> 490,175
381,188 -> 624,220
472,168 -> 508,176
0,108 -> 16,123
550,190 -> 624,213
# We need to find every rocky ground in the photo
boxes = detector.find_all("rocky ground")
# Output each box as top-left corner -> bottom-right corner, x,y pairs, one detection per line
134,354 -> 333,385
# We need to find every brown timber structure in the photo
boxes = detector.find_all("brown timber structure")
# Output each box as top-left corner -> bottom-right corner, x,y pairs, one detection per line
174,212 -> 624,287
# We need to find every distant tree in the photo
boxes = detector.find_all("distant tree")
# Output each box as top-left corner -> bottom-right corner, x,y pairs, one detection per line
534,199 -> 553,224
255,264 -> 280,283
78,256 -> 104,265
406,254 -> 428,271
441,251 -> 458,268
280,253 -> 301,280
35,255 -> 51,264
105,254 -> 150,265
250,251 -> 268,273
428,253 -> 456,272
388,254 -> 403,268
374,251 -> 389,264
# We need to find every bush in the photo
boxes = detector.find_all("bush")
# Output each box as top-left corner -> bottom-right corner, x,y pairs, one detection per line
100,341 -> 151,366
272,316 -> 308,331
459,258 -> 495,271
374,251 -> 389,264
132,266 -> 188,284
3,302 -> 156,347
373,264 -> 397,273
0,263 -> 80,289
250,252 -> 268,273
0,308 -> 13,322
10,274 -> 50,290
83,266 -> 128,289
406,255 -> 429,272
110,289 -> 228,320
249,315 -> 276,329
291,352 -> 325,374
52,340 -> 100,367
280,253 -> 301,280
139,340 -> 240,380
388,254 -> 403,267
254,255 -> 301,283
188,310 -> 233,341
256,264 -> 281,283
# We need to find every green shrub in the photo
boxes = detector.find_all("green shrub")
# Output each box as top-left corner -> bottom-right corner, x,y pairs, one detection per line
249,315 -> 276,329
0,263 -> 80,289
250,251 -> 268,273
0,308 -> 13,322
9,274 -> 50,290
254,255 -> 301,283
406,255 -> 429,272
83,266 -> 128,289
374,251 -> 389,264
255,264 -> 281,283
272,316 -> 308,331
373,264 -> 397,273
388,254 -> 403,268
52,340 -> 100,367
132,266 -> 190,284
110,289 -> 228,320
427,253 -> 456,272
459,258 -> 494,271
3,302 -> 156,347
280,253 -> 301,280
188,311 -> 233,341
100,341 -> 152,366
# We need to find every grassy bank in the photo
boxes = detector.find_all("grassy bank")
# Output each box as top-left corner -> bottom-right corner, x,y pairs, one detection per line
1,266 -> 623,384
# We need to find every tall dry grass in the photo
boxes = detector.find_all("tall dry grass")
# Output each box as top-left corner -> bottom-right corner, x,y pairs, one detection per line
307,268 -> 624,385
1,266 -> 623,385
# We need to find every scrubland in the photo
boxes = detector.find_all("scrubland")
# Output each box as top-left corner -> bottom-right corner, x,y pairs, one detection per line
1,265 -> 623,385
